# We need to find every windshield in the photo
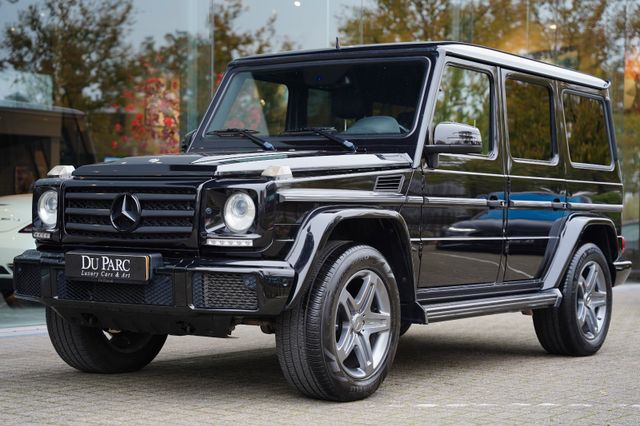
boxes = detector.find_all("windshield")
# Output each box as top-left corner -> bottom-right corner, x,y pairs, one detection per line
203,59 -> 428,147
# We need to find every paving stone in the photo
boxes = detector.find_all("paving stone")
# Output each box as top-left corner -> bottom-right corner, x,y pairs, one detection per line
0,285 -> 639,424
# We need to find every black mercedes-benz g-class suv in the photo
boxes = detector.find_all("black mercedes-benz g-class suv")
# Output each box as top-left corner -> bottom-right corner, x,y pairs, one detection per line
14,42 -> 632,401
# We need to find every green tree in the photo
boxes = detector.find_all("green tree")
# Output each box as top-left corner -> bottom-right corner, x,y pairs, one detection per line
339,0 -> 452,45
0,0 -> 134,112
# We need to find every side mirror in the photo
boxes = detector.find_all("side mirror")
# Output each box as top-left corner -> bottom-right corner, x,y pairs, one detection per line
424,122 -> 483,167
181,129 -> 197,153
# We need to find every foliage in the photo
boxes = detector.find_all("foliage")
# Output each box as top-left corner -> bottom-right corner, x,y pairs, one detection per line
0,0 -> 294,158
339,0 -> 640,212
0,0 -> 133,112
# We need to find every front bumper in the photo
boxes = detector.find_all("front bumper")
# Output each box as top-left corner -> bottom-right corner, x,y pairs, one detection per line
13,250 -> 295,336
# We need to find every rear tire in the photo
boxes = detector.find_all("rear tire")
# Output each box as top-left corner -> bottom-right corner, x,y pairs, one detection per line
46,307 -> 167,373
533,243 -> 612,356
276,243 -> 401,401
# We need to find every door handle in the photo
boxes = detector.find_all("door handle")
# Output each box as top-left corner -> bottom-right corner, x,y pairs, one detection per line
487,196 -> 505,208
551,198 -> 565,210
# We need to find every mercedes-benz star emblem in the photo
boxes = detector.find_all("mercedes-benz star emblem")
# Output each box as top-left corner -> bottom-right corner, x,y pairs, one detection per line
110,193 -> 142,232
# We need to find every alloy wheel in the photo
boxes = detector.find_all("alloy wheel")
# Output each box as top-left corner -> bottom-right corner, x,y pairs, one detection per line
334,269 -> 392,379
575,260 -> 608,341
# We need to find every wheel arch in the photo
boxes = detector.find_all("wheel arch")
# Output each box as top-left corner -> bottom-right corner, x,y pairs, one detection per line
542,215 -> 620,290
284,208 -> 418,313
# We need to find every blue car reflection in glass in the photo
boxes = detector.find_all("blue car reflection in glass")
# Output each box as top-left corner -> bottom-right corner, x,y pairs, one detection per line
439,192 -> 591,254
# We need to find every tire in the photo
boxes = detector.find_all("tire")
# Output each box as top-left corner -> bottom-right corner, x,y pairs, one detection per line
276,243 -> 401,401
399,321 -> 412,336
46,307 -> 167,373
533,243 -> 612,356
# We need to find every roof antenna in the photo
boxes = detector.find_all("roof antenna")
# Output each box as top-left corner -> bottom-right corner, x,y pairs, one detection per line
335,37 -> 341,50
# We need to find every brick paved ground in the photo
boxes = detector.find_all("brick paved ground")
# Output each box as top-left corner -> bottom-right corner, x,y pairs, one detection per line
1,285 -> 639,425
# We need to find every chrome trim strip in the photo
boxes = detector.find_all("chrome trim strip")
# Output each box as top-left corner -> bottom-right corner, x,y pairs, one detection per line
509,200 -> 566,209
411,236 -> 551,242
423,168 -> 622,188
422,289 -> 562,323
279,191 -> 622,212
425,197 -> 488,207
566,203 -> 623,212
426,168 -> 505,179
509,174 -> 622,186
279,190 -> 491,208
276,168 -> 415,185
277,189 -> 422,205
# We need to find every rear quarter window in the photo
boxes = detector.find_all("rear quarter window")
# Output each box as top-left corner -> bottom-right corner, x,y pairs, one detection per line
563,92 -> 612,167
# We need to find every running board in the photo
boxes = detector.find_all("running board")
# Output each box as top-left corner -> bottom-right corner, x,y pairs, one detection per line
420,289 -> 562,323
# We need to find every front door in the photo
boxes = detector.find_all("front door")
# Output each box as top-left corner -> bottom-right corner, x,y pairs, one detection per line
419,58 -> 506,288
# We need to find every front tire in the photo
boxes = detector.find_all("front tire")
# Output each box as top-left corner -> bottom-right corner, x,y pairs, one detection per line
46,307 -> 167,373
276,243 -> 401,401
533,243 -> 612,356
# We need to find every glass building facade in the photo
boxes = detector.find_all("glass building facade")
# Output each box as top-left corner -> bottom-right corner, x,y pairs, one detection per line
0,0 -> 638,324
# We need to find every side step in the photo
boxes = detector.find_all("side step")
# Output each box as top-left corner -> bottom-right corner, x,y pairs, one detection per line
420,289 -> 562,323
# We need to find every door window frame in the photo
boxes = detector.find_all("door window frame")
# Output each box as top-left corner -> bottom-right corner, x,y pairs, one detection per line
560,89 -> 615,171
431,56 -> 499,163
501,70 -> 559,167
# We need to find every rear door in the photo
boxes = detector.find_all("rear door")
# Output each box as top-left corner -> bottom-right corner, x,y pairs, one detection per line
501,71 -> 567,283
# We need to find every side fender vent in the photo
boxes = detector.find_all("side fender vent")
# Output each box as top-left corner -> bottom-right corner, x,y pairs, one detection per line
374,175 -> 405,192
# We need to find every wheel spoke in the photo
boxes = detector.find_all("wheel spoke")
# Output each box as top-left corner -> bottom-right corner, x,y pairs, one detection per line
584,264 -> 598,295
355,273 -> 377,314
585,306 -> 598,335
590,290 -> 607,308
336,330 -> 356,363
363,311 -> 390,335
339,290 -> 358,316
354,334 -> 375,375
577,304 -> 587,326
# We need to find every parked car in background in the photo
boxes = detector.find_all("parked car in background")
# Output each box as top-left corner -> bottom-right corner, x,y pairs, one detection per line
0,101 -> 95,305
0,194 -> 33,305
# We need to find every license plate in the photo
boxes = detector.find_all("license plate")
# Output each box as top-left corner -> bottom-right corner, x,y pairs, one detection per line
65,252 -> 161,285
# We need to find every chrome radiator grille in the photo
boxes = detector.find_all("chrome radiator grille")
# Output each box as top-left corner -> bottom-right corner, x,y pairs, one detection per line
64,184 -> 197,242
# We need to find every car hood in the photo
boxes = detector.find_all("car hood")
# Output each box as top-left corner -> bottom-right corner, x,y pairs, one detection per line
0,194 -> 32,232
72,151 -> 413,178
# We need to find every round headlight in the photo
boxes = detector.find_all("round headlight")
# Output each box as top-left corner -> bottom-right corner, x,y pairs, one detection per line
37,190 -> 58,228
223,192 -> 256,234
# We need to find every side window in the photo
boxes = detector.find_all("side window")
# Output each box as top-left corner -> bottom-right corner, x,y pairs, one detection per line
433,65 -> 492,155
563,93 -> 611,166
505,78 -> 553,161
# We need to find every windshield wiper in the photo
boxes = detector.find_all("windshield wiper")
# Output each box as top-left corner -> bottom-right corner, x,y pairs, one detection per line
282,127 -> 357,152
206,128 -> 275,151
